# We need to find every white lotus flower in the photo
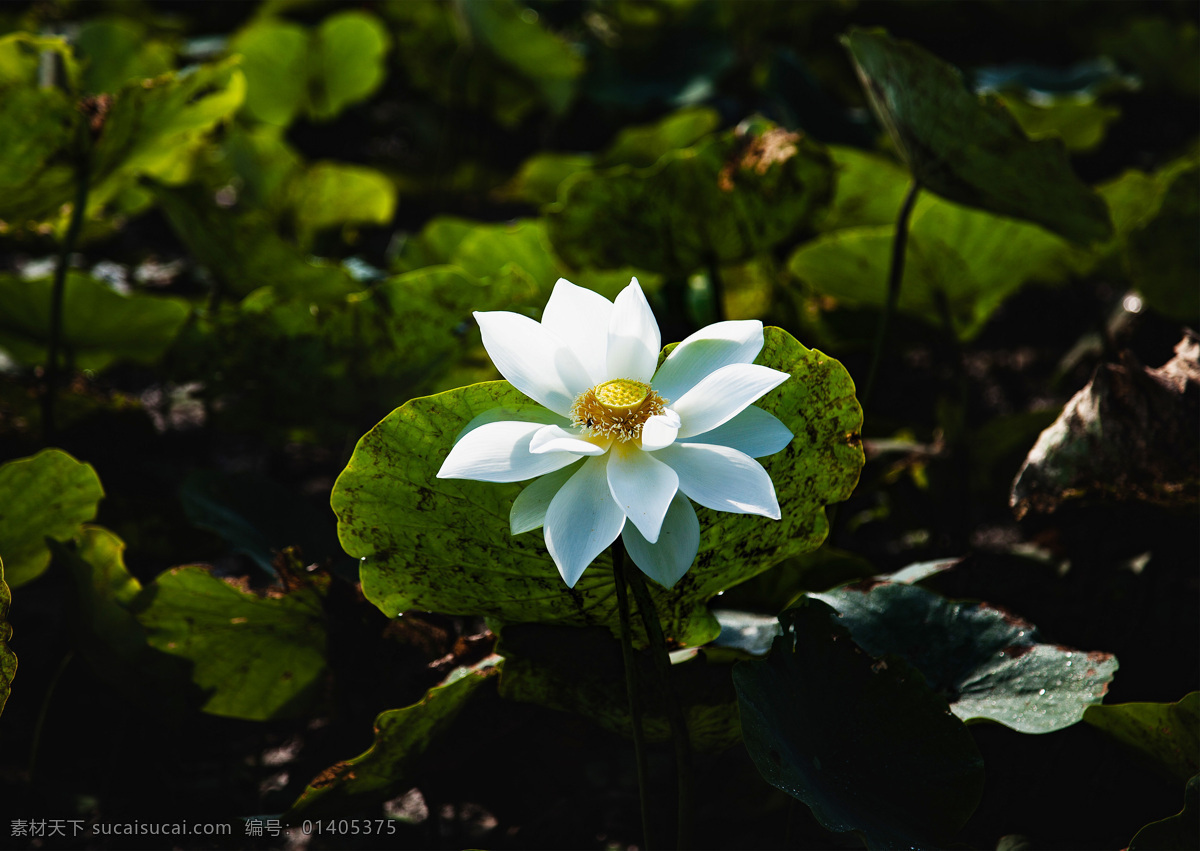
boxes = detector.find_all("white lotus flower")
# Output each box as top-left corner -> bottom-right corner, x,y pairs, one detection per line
437,278 -> 793,589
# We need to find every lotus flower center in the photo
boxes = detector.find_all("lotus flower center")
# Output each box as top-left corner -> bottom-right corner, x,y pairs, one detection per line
571,379 -> 668,442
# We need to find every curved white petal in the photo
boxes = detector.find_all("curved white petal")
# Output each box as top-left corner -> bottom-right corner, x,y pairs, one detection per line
540,278 -> 614,385
529,424 -> 609,456
510,464 -> 579,534
475,310 -> 593,416
437,420 -> 582,483
544,455 -> 626,587
672,363 -> 789,439
651,320 -> 764,402
606,278 -> 660,383
655,443 -> 781,519
679,405 -> 793,458
640,409 -> 681,452
622,491 -> 699,589
606,445 -> 679,543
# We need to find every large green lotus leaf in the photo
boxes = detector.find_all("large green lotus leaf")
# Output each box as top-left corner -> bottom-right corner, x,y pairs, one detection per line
842,28 -> 1112,246
1126,163 -> 1200,321
810,582 -> 1118,734
1128,774 -> 1199,851
229,18 -> 309,126
309,11 -> 390,120
289,161 -> 397,248
788,191 -> 1080,340
733,598 -> 984,849
496,623 -> 741,750
819,145 -> 914,233
0,557 -> 14,718
547,119 -> 835,276
1086,693 -> 1200,783
0,35 -> 81,223
461,0 -> 583,114
0,449 -> 104,588
287,658 -> 500,820
89,57 -> 245,199
132,565 -> 328,720
0,272 -> 190,371
155,184 -> 357,302
334,326 -> 862,648
75,17 -> 175,95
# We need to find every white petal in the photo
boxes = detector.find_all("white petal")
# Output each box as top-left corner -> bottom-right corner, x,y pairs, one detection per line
529,424 -> 609,456
640,409 -> 681,452
544,455 -> 626,587
651,320 -> 764,402
655,443 -> 781,519
606,444 -> 679,543
672,363 -> 789,439
679,405 -> 793,458
475,310 -> 593,416
540,278 -> 613,385
622,491 -> 699,589
437,421 -> 582,483
510,464 -> 578,534
606,278 -> 660,383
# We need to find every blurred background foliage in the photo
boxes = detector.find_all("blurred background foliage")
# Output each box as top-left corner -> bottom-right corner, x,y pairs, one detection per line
0,0 -> 1197,849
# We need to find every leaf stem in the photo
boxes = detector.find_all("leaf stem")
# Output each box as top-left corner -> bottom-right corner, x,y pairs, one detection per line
862,180 -> 920,410
611,538 -> 654,849
43,123 -> 91,444
626,566 -> 692,851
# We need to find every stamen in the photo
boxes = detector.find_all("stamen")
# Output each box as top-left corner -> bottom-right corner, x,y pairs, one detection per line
571,379 -> 669,442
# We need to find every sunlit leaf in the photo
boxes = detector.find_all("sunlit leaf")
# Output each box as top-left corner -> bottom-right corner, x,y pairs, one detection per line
333,327 -> 862,647
0,449 -> 104,588
289,161 -> 397,249
996,95 -> 1121,153
132,565 -> 328,721
788,191 -> 1081,340
819,145 -> 913,233
734,598 -> 984,849
548,118 -> 835,275
809,581 -> 1119,734
0,272 -> 190,371
310,11 -> 391,120
229,18 -> 309,126
287,658 -> 500,819
1085,693 -> 1200,783
842,28 -> 1112,245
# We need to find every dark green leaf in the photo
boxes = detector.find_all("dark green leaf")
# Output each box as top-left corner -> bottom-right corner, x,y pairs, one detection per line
0,272 -> 190,371
334,326 -> 862,647
1128,774 -> 1199,851
75,17 -> 175,95
733,598 -> 984,848
0,449 -> 104,588
286,658 -> 499,820
548,119 -> 835,275
842,28 -> 1112,245
810,582 -> 1119,733
132,565 -> 328,720
1127,163 -> 1200,321
1085,693 -> 1200,783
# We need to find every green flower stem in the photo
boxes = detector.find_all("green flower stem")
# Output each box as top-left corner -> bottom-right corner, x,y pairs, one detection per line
43,124 -> 91,444
626,566 -> 692,851
611,538 -> 655,850
862,180 -> 921,410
